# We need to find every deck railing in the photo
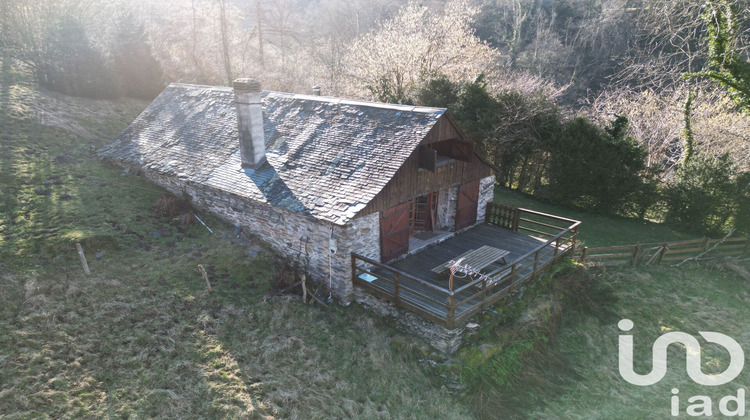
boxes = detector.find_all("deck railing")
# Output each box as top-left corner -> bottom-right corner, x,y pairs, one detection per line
352,203 -> 581,329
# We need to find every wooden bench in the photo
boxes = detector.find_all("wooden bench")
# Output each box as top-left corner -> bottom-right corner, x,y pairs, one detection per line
431,245 -> 510,274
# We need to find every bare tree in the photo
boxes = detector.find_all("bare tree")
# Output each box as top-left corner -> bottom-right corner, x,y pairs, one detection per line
216,0 -> 233,85
588,86 -> 750,175
256,0 -> 264,68
342,0 -> 500,102
615,0 -> 750,91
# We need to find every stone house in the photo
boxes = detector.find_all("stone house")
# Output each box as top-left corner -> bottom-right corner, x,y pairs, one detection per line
100,78 -> 495,304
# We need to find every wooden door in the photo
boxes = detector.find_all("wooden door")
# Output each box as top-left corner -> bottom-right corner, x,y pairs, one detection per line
455,180 -> 480,230
410,192 -> 439,234
380,202 -> 411,263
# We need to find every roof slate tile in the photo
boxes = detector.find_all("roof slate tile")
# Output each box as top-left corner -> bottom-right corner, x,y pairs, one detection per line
99,83 -> 445,225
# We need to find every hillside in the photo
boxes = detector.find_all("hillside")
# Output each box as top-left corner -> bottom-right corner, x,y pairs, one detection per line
0,60 -> 472,418
2,59 -> 750,419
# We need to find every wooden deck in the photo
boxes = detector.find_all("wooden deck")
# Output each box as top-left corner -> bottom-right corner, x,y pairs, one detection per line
352,204 -> 581,328
391,224 -> 546,287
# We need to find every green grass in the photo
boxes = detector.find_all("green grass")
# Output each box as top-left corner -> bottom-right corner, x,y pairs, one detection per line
525,262 -> 750,419
494,187 -> 696,247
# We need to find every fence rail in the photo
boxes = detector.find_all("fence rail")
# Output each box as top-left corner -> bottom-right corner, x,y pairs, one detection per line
576,236 -> 750,266
353,203 -> 581,328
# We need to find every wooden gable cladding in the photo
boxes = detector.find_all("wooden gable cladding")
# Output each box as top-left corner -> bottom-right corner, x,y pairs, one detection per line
358,115 -> 493,217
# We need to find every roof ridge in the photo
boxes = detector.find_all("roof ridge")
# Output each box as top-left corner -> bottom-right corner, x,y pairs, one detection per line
266,91 -> 446,114
166,83 -> 446,114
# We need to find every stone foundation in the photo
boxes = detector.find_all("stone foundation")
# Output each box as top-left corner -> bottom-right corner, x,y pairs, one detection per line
354,289 -> 465,353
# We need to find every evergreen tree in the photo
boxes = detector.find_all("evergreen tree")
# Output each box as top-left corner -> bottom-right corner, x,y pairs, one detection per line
38,15 -> 116,99
111,12 -> 163,99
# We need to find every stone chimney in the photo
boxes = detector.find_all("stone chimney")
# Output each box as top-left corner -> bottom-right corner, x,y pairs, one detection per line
233,78 -> 266,169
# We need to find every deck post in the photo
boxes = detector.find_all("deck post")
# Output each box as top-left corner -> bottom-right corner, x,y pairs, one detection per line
570,225 -> 579,253
554,237 -> 560,257
447,293 -> 456,329
394,272 -> 400,305
580,247 -> 588,262
480,278 -> 487,310
509,262 -> 517,292
533,249 -> 540,275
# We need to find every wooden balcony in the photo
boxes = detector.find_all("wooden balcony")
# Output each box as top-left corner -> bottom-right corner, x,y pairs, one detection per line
352,203 -> 581,329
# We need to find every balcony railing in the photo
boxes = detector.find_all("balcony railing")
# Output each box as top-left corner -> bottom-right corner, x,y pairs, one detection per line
352,203 -> 580,328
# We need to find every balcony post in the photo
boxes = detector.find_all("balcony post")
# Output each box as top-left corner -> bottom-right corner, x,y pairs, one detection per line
394,272 -> 400,305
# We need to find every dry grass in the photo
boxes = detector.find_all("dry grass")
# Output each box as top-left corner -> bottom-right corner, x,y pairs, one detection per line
0,263 -> 473,418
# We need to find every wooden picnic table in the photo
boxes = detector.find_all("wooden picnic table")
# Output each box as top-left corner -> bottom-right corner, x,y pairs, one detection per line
431,245 -> 510,274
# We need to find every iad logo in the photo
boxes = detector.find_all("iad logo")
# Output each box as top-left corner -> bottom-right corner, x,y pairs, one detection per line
618,319 -> 744,386
618,319 -> 747,417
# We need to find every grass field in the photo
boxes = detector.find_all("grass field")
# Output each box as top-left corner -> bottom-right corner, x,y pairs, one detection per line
494,188 -> 696,247
528,261 -> 750,419
2,57 -> 749,419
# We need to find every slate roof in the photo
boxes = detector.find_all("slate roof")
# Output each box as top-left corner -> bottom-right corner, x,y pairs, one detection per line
99,83 -> 446,225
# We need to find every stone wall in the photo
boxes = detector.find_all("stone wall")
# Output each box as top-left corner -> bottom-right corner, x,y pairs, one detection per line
436,185 -> 458,231
134,167 -> 379,303
329,212 -> 380,301
476,174 -> 496,224
354,289 -> 465,353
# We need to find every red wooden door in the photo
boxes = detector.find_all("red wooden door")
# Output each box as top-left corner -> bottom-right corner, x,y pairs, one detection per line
455,180 -> 480,230
380,202 -> 411,263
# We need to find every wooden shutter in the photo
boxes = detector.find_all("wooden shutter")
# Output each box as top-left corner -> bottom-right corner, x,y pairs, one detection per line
380,202 -> 411,263
455,180 -> 480,230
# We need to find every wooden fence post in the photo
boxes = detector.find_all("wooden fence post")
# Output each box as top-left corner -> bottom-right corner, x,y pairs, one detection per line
631,244 -> 641,266
580,247 -> 588,263
657,244 -> 668,264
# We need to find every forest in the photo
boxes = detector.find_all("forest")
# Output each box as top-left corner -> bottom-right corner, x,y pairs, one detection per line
2,0 -> 749,234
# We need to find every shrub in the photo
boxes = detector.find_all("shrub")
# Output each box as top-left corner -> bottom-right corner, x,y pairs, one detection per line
37,15 -> 117,99
663,154 -> 738,235
545,116 -> 649,214
735,172 -> 750,234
